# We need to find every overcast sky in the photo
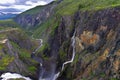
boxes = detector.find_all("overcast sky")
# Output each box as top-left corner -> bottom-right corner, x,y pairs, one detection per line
0,0 -> 54,14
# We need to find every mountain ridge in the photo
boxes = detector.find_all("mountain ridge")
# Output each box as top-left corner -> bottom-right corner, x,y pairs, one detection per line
0,12 -> 17,20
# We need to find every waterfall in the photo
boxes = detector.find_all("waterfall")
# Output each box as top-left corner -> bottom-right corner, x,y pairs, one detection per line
51,30 -> 76,80
52,72 -> 60,80
61,30 -> 76,71
39,72 -> 60,80
35,30 -> 76,80
39,62 -> 57,80
0,72 -> 31,80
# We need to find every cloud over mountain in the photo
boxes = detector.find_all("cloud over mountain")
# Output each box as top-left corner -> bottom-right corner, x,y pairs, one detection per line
0,0 -> 54,14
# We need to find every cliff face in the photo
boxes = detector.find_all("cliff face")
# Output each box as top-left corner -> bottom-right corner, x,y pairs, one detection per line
56,7 -> 120,80
14,1 -> 57,30
36,6 -> 120,80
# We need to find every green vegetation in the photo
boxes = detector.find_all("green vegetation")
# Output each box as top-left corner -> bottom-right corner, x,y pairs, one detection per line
31,0 -> 120,46
81,78 -> 87,80
37,43 -> 50,60
38,43 -> 49,52
0,55 -> 14,70
0,44 -> 4,50
100,73 -> 106,77
19,49 -> 31,59
110,78 -> 119,80
72,53 -> 79,65
21,6 -> 44,15
0,33 -> 6,39
56,0 -> 120,15
10,41 -> 31,60
9,34 -> 38,74
28,66 -> 37,73
0,19 -> 20,28
59,49 -> 66,60
59,40 -> 71,62
10,78 -> 25,80
33,16 -> 59,40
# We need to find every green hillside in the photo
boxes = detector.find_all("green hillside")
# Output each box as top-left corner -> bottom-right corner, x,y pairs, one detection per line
56,0 -> 120,15
32,0 -> 120,39
19,1 -> 55,15
20,6 -> 44,15
0,19 -> 20,28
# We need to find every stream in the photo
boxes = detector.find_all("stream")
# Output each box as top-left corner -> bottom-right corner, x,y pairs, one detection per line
61,30 -> 76,71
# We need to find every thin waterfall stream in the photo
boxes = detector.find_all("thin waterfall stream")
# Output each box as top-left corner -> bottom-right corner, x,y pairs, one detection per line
61,30 -> 76,71
53,30 -> 76,80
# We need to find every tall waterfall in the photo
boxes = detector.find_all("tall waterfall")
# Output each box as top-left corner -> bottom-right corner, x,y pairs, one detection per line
61,30 -> 76,71
52,30 -> 76,80
35,30 -> 76,80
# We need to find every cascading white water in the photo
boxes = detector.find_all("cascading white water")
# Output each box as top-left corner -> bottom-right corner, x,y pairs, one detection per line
33,30 -> 76,80
52,30 -> 76,80
52,72 -> 60,80
0,72 -> 32,80
61,30 -> 76,71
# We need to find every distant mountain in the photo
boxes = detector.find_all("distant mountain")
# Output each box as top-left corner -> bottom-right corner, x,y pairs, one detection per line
0,12 -> 5,15
0,12 -> 17,20
14,1 -> 56,30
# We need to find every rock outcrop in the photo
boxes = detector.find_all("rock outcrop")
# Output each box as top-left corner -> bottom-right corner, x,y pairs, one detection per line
0,28 -> 39,79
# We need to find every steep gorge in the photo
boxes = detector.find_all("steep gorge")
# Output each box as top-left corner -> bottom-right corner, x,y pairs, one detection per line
34,6 -> 120,80
1,0 -> 120,80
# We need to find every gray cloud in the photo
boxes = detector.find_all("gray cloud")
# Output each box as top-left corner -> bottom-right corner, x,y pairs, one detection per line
0,8 -> 21,12
14,0 -> 53,5
0,0 -> 54,14
0,4 -> 12,7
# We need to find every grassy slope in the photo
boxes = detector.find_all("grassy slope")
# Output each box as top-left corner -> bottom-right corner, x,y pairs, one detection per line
20,6 -> 44,15
33,16 -> 59,39
56,0 -> 120,15
32,0 -> 120,39
31,0 -> 120,60
19,1 -> 55,15
0,28 -> 38,74
0,19 -> 20,28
